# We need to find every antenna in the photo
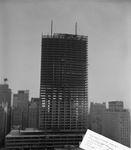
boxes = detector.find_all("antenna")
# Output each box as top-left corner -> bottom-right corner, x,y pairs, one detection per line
75,22 -> 77,35
51,20 -> 53,37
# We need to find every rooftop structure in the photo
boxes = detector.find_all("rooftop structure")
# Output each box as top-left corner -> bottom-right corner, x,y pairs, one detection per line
109,101 -> 123,111
42,33 -> 87,41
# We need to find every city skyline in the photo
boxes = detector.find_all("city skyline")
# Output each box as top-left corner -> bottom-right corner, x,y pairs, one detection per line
0,0 -> 131,109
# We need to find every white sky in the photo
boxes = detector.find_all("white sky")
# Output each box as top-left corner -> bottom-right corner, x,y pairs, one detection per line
0,0 -> 131,109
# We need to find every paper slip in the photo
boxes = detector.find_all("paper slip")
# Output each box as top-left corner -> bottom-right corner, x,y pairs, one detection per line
80,129 -> 131,150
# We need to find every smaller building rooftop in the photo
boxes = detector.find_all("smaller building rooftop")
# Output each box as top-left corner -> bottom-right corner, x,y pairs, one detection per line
6,128 -> 43,137
6,128 -> 84,138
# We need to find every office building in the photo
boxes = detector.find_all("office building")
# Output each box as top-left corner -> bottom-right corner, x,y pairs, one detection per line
5,128 -> 83,150
0,84 -> 11,141
12,94 -> 18,108
90,102 -> 106,134
12,90 -> 29,129
102,101 -> 130,147
17,90 -> 29,108
28,98 -> 40,128
0,84 -> 11,108
0,106 -> 5,147
0,103 -> 11,147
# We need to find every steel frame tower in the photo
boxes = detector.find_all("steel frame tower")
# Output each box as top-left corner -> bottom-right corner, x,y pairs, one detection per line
39,33 -> 88,132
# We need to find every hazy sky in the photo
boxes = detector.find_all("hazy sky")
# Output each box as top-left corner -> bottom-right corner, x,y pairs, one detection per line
0,0 -> 131,109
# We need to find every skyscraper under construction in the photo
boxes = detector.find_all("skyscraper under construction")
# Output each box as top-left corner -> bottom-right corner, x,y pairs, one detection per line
39,33 -> 88,132
5,32 -> 88,149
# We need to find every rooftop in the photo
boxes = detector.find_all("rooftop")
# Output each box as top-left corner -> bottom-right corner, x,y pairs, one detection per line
42,33 -> 87,41
6,128 -> 84,138
6,128 -> 43,137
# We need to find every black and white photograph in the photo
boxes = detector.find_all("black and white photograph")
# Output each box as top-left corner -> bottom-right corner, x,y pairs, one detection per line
0,0 -> 131,149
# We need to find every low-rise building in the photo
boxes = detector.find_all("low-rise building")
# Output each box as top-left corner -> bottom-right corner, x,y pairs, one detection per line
5,128 -> 83,150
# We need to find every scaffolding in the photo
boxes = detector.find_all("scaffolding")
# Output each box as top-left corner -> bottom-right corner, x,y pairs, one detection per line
39,33 -> 88,132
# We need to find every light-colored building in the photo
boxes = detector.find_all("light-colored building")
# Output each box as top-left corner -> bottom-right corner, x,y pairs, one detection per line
102,101 -> 130,147
90,102 -> 106,134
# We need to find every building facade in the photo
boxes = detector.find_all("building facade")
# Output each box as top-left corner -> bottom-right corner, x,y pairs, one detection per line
12,90 -> 29,129
5,129 -> 83,150
28,98 -> 40,128
102,101 -> 130,147
0,84 -> 12,147
90,102 -> 106,134
12,94 -> 18,108
0,106 -> 5,147
0,84 -> 11,108
39,33 -> 88,132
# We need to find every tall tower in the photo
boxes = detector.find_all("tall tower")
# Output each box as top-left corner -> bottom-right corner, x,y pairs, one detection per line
39,33 -> 88,131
